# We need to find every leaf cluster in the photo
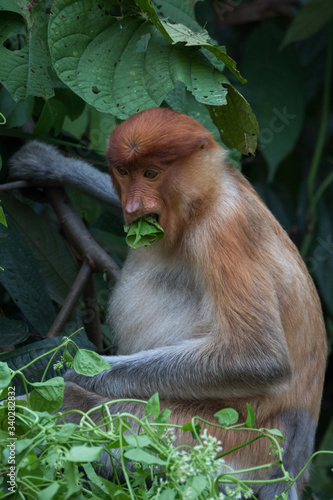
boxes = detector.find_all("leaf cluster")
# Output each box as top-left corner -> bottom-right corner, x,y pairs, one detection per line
0,0 -> 258,155
0,345 -> 319,500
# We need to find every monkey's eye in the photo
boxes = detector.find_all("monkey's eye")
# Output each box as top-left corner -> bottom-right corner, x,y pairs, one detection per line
116,166 -> 128,176
144,169 -> 158,179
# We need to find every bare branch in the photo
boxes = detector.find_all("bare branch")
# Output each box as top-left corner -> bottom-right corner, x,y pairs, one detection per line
213,0 -> 297,25
0,180 -> 31,191
82,272 -> 104,351
48,261 -> 92,338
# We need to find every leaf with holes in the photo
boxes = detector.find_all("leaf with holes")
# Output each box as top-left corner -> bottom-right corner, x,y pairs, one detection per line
0,2 -> 53,101
208,85 -> 259,155
48,0 -> 253,155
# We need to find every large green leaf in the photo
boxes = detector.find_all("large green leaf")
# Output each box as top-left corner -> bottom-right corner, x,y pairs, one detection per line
1,193 -> 77,306
165,81 -> 225,143
282,0 -> 333,47
88,107 -> 117,154
208,85 -> 258,155
33,98 -> 67,136
0,1 -> 54,101
0,88 -> 34,128
0,221 -> 57,336
241,25 -> 305,180
0,317 -> 29,346
48,1 -> 248,127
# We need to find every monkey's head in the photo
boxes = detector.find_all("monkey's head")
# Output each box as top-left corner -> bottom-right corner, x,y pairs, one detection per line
106,108 -> 221,245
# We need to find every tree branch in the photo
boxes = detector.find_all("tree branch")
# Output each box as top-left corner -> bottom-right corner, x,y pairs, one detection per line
45,187 -> 120,283
48,261 -> 92,338
213,0 -> 297,25
82,272 -> 104,351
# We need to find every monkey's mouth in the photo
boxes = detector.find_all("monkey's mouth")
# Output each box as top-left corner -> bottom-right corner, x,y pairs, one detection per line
124,214 -> 165,248
144,213 -> 160,223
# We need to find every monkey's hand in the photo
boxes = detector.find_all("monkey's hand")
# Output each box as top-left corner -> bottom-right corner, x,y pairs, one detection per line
9,141 -> 121,210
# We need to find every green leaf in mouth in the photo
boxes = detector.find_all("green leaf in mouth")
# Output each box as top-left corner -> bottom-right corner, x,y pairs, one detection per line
124,216 -> 165,248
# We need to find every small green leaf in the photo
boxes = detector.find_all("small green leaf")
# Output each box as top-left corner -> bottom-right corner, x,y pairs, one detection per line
153,408 -> 172,436
189,475 -> 208,495
37,483 -> 60,500
31,377 -> 65,400
29,377 -> 65,412
0,362 -> 11,389
245,403 -> 255,428
124,216 -> 165,248
214,408 -> 239,426
145,392 -> 160,418
124,448 -> 166,465
65,445 -> 102,462
73,349 -> 111,376
267,428 -> 285,440
182,421 -> 201,439
125,434 -> 152,447
159,489 -> 176,500
154,408 -> 172,425
0,206 -> 7,227
57,423 -> 77,439
63,349 -> 74,364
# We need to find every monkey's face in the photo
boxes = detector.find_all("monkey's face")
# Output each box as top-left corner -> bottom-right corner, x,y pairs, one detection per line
109,161 -> 186,245
106,108 -> 220,245
110,163 -> 166,225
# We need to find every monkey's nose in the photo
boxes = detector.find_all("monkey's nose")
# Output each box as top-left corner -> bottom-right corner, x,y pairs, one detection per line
124,196 -> 142,216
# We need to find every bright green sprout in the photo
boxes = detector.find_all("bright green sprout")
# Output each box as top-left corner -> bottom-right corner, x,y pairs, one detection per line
124,216 -> 165,248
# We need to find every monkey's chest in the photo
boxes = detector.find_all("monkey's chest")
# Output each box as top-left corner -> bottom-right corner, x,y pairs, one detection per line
109,267 -> 211,354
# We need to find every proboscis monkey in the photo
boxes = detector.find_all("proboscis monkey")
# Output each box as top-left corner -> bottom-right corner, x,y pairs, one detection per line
9,108 -> 327,499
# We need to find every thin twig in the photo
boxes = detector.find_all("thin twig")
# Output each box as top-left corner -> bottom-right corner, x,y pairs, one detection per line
48,261 -> 92,338
82,273 -> 104,351
0,180 -> 31,191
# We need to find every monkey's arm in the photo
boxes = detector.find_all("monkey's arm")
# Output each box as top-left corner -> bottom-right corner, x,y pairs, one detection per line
65,329 -> 293,401
9,141 -> 120,211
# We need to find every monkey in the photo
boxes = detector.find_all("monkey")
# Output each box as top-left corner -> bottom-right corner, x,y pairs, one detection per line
9,108 -> 327,499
